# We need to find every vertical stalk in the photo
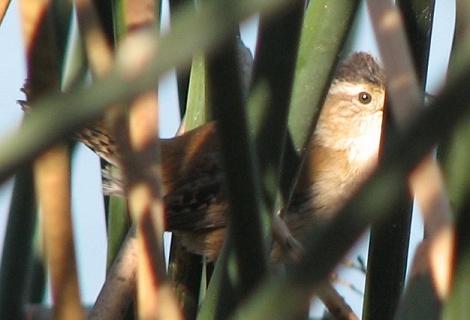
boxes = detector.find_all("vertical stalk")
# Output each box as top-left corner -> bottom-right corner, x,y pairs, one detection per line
364,1 -> 437,319
440,1 -> 470,319
0,167 -> 36,319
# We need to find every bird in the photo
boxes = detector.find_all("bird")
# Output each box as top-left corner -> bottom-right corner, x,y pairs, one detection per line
282,52 -> 385,250
76,51 -> 386,262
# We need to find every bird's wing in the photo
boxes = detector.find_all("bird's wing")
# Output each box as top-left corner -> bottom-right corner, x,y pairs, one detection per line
164,173 -> 228,230
75,121 -> 120,166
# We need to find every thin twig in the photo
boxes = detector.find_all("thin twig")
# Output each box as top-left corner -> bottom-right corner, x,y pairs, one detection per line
318,281 -> 359,320
89,228 -> 137,320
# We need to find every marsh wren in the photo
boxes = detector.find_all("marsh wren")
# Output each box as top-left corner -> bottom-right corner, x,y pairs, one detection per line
283,52 -> 385,247
77,52 -> 385,261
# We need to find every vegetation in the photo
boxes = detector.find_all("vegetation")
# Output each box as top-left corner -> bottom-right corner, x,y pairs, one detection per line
0,0 -> 469,319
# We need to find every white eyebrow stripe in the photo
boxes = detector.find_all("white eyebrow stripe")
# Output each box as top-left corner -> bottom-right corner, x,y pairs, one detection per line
328,82 -> 373,96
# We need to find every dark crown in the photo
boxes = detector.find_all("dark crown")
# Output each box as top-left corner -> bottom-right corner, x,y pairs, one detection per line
335,52 -> 385,88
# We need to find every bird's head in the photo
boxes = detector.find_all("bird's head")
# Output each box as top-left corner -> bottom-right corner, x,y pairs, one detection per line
314,52 -> 386,165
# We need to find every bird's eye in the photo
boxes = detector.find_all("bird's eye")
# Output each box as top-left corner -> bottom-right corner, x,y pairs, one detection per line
358,92 -> 372,104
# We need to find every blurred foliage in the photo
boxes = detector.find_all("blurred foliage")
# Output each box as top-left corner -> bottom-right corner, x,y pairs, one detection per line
441,1 -> 470,319
0,0 -> 469,319
364,1 -> 435,319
